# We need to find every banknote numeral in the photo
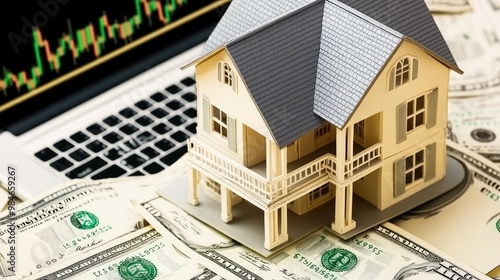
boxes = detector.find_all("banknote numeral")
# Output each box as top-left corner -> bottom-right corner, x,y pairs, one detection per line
354,239 -> 383,255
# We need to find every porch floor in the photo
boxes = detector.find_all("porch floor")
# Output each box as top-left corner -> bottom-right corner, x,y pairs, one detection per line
158,155 -> 467,258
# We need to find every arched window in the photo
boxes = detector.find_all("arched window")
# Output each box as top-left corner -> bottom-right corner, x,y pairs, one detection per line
217,61 -> 237,91
223,63 -> 233,86
389,57 -> 419,91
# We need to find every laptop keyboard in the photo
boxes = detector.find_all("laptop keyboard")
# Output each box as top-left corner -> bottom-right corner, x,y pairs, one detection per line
34,76 -> 197,180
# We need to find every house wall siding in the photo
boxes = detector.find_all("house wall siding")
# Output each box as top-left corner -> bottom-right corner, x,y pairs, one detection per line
347,41 -> 450,210
195,49 -> 274,164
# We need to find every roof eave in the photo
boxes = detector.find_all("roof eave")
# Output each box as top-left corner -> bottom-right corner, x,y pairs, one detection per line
180,45 -> 226,70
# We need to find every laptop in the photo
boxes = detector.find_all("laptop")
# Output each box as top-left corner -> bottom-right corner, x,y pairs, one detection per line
0,0 -> 229,201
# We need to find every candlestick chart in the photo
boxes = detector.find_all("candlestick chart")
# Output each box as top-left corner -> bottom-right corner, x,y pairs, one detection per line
0,0 -> 208,111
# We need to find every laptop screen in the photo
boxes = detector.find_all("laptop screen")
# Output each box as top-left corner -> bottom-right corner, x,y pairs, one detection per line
0,0 -> 228,131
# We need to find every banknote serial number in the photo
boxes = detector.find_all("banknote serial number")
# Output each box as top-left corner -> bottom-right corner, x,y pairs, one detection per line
7,166 -> 16,189
354,239 -> 383,255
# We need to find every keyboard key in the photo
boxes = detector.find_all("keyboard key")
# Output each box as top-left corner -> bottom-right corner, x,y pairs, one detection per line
160,145 -> 187,166
123,138 -> 142,150
150,92 -> 167,102
103,115 -> 122,127
136,115 -> 154,127
183,108 -> 197,119
135,100 -> 152,110
166,100 -> 184,110
165,84 -> 182,94
104,148 -> 126,160
87,123 -> 106,135
70,131 -> 90,143
119,124 -> 139,135
50,157 -> 74,171
144,162 -> 164,174
121,154 -> 146,169
35,148 -> 57,162
168,115 -> 186,126
69,149 -> 90,161
66,157 -> 107,179
86,140 -> 107,153
129,171 -> 144,176
119,107 -> 137,118
151,108 -> 168,118
154,139 -> 175,151
182,92 -> 197,102
103,132 -> 123,144
180,77 -> 196,87
152,123 -> 172,135
140,147 -> 159,159
186,123 -> 197,134
91,165 -> 126,179
53,139 -> 74,152
171,131 -> 188,143
137,132 -> 156,144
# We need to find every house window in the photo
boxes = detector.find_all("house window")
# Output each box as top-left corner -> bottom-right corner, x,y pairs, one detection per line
206,178 -> 221,194
314,124 -> 331,139
223,63 -> 233,86
308,184 -> 330,203
396,58 -> 410,87
217,62 -> 236,90
404,149 -> 425,186
406,95 -> 425,132
389,57 -> 419,91
212,105 -> 228,138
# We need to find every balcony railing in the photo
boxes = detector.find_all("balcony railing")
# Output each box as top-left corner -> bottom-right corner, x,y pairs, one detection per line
188,137 -> 382,204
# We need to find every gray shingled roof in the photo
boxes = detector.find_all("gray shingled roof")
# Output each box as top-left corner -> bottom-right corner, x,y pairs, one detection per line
226,1 -> 325,148
313,1 -> 402,129
202,0 -> 461,148
202,0 -> 316,54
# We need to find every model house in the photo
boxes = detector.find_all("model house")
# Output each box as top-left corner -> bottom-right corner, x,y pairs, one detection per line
182,0 -> 462,250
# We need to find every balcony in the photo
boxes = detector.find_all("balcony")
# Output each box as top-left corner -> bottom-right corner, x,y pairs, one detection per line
187,137 -> 382,207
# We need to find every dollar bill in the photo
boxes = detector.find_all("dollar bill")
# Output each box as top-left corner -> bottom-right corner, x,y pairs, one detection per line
393,140 -> 500,274
0,174 -> 172,279
425,0 -> 472,13
28,226 -> 220,280
447,94 -> 500,163
431,0 -> 500,97
136,194 -> 489,279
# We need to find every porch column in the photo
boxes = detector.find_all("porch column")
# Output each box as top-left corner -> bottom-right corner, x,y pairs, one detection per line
220,186 -> 233,222
347,125 -> 354,178
187,167 -> 199,205
336,128 -> 346,183
331,183 -> 356,234
263,206 -> 289,250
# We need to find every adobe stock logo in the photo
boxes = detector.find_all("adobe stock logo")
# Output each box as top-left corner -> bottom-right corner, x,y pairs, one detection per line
7,0 -> 70,53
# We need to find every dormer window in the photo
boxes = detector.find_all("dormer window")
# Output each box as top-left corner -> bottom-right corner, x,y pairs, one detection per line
217,61 -> 237,91
389,57 -> 419,91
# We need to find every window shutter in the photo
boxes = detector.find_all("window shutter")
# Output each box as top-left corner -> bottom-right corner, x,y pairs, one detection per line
202,96 -> 210,133
412,59 -> 419,80
232,71 -> 237,92
425,142 -> 437,181
394,157 -> 406,197
227,116 -> 237,152
426,88 -> 438,129
396,102 -> 407,144
389,67 -> 395,91
217,62 -> 222,82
